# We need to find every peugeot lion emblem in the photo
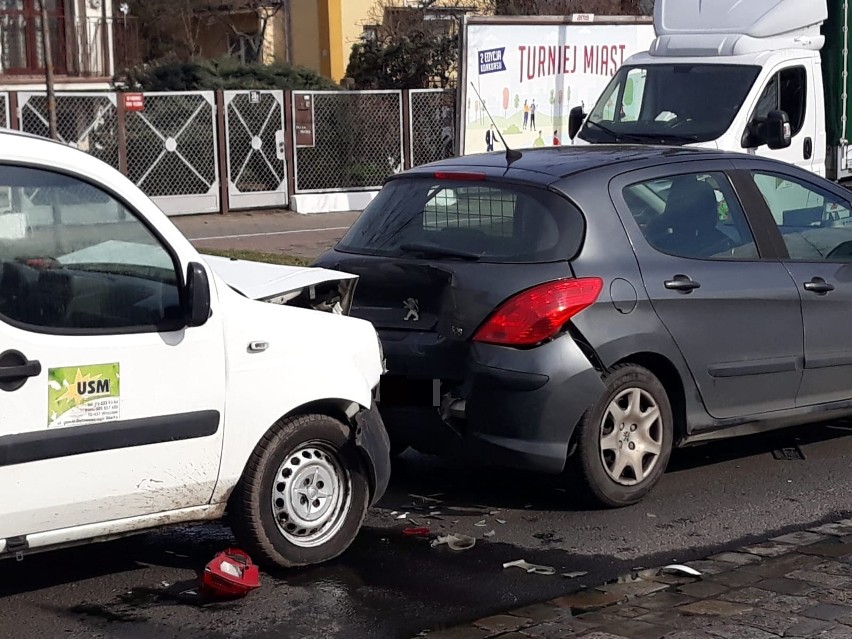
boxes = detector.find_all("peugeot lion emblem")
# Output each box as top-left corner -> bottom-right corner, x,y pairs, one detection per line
403,298 -> 420,322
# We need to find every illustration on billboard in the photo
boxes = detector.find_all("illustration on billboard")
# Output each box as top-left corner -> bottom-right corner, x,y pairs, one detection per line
462,22 -> 656,154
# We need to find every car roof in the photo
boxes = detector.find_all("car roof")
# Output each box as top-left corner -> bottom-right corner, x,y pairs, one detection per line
407,145 -> 751,183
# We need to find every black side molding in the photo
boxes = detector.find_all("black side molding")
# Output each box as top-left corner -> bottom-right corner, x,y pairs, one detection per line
0,410 -> 221,468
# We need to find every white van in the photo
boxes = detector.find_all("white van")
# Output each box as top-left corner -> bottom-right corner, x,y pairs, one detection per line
0,130 -> 389,568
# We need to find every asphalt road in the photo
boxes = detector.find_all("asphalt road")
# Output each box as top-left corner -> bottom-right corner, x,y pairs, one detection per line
3,419 -> 852,639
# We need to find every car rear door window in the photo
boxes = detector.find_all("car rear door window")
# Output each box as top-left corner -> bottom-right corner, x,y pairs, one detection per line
750,172 -> 852,261
623,172 -> 758,260
336,178 -> 584,263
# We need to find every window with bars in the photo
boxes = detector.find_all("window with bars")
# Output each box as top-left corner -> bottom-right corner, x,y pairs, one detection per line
0,0 -> 68,74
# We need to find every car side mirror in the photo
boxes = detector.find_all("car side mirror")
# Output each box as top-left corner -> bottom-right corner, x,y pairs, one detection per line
185,261 -> 211,327
766,109 -> 792,150
568,106 -> 586,140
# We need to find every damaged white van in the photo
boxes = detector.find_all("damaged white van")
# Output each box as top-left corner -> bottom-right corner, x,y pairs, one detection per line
0,130 -> 389,568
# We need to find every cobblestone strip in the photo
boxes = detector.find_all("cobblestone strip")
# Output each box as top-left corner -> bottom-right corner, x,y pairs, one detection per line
419,518 -> 852,639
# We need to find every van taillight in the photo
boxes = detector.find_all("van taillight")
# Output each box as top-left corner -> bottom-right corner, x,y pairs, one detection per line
473,278 -> 603,346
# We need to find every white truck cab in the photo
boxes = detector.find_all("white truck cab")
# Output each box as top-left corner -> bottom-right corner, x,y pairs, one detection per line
569,0 -> 849,181
0,130 -> 389,568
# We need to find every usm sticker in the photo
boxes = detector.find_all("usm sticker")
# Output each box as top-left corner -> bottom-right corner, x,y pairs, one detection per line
48,364 -> 120,428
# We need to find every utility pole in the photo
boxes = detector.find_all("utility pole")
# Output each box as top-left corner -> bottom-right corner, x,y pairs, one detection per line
38,0 -> 58,140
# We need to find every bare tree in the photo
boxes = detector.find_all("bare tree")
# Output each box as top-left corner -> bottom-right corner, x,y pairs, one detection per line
206,0 -> 286,63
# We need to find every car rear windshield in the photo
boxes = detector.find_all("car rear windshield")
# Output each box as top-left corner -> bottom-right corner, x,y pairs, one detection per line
335,178 -> 584,263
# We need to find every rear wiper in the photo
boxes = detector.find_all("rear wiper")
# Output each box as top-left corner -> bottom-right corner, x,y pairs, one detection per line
399,243 -> 481,261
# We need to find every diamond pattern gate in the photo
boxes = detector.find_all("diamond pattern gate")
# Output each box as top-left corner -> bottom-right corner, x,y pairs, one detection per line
18,93 -> 119,168
224,90 -> 288,209
409,89 -> 456,167
125,92 -> 219,216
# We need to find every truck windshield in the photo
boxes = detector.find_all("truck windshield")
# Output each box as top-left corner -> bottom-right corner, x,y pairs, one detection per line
578,64 -> 761,145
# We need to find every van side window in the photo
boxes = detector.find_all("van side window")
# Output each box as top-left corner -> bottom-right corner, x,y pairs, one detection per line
751,67 -> 807,136
0,165 -> 183,333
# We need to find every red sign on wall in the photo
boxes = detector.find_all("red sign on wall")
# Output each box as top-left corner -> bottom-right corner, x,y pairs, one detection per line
123,93 -> 145,112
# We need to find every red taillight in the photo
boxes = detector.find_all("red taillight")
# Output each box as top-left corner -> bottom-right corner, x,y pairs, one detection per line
433,171 -> 486,181
473,278 -> 603,346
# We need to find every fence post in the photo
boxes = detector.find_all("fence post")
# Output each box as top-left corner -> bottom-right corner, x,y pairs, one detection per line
215,90 -> 229,215
402,89 -> 412,170
116,92 -> 128,176
8,92 -> 19,130
283,90 -> 296,201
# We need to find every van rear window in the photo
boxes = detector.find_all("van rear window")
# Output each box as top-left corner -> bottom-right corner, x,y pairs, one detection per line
336,178 -> 584,263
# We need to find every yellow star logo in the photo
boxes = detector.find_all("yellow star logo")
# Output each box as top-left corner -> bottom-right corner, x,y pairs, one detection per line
56,368 -> 103,407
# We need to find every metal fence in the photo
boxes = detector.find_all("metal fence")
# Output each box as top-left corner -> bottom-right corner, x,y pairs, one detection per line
410,89 -> 456,168
2,88 -> 459,213
292,90 -> 404,193
126,92 -> 220,215
18,92 -> 119,169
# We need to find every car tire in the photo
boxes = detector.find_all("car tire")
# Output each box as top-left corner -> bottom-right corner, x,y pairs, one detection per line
230,413 -> 369,568
571,364 -> 673,508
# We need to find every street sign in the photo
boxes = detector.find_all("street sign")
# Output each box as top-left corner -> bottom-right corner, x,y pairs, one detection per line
249,91 -> 261,104
123,93 -> 144,112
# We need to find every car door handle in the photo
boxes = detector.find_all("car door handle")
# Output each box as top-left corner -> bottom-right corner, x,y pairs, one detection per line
664,275 -> 701,293
803,278 -> 835,294
0,350 -> 41,392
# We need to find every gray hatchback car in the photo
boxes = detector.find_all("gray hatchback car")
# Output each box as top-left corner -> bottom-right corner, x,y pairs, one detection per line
315,146 -> 852,507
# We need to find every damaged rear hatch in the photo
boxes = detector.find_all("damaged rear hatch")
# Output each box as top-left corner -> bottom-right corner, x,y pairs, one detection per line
313,171 -> 586,382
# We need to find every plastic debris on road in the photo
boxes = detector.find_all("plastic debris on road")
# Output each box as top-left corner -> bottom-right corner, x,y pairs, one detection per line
661,564 -> 702,577
483,530 -> 496,538
431,534 -> 476,551
562,571 -> 588,579
402,527 -> 431,537
503,559 -> 556,575
200,548 -> 261,600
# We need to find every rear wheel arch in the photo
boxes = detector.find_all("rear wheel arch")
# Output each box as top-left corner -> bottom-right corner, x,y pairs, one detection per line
613,352 -> 687,444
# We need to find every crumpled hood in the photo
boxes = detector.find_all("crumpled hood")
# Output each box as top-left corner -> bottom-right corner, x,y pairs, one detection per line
203,254 -> 359,315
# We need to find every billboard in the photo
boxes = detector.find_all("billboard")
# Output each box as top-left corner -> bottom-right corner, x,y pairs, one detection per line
460,19 -> 656,154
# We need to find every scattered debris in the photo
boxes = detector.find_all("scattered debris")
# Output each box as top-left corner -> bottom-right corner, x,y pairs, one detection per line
489,510 -> 501,515
474,520 -> 487,527
160,581 -> 170,589
409,494 -> 442,503
562,571 -> 588,579
496,519 -> 507,525
483,530 -> 496,538
396,512 -> 410,520
503,559 -> 556,575
661,564 -> 702,577
646,513 -> 658,518
429,511 -> 441,516
533,531 -> 564,544
773,446 -> 805,461
390,511 -> 398,516
200,549 -> 260,600
402,527 -> 431,537
431,534 -> 476,551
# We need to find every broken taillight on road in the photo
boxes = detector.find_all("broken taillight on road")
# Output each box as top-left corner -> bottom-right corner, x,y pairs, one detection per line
473,278 -> 603,347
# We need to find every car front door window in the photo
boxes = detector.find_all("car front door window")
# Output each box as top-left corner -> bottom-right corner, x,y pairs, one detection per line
0,165 -> 182,332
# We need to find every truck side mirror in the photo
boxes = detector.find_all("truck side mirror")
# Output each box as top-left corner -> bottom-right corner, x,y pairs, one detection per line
568,106 -> 586,140
185,262 -> 211,327
766,110 -> 792,150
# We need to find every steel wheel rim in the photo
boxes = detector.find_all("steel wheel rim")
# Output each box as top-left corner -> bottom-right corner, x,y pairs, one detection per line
600,387 -> 663,486
271,441 -> 352,548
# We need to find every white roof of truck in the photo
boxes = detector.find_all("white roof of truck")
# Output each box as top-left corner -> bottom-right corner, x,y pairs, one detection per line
651,0 -> 828,57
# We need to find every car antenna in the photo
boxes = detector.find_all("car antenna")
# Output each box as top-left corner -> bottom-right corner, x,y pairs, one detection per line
470,82 -> 522,164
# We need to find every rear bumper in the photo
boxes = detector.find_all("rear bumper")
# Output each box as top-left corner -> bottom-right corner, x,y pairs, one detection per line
354,402 -> 391,505
379,333 -> 606,474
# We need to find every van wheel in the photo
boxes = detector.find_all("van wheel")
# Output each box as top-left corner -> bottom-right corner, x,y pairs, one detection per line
571,364 -> 673,508
230,413 -> 369,568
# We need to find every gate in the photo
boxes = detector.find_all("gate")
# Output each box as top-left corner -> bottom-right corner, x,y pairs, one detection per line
0,93 -> 8,129
409,89 -> 456,167
224,90 -> 288,210
18,92 -> 119,168
125,92 -> 219,216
